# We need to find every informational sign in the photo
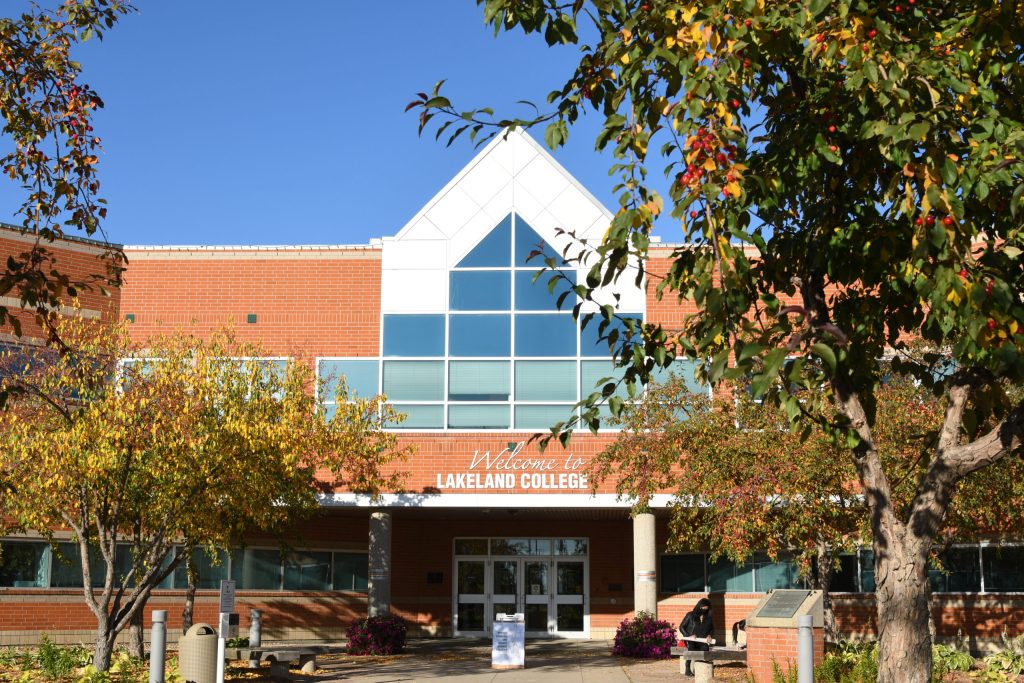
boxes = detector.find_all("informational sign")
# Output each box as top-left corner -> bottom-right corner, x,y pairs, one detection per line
219,579 -> 236,614
492,614 -> 525,670
434,441 -> 589,491
758,590 -> 811,619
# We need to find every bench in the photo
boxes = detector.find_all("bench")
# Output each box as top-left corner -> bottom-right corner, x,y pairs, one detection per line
670,646 -> 747,681
230,648 -> 320,680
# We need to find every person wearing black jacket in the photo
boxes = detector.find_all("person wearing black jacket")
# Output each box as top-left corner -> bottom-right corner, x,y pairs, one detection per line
679,597 -> 714,676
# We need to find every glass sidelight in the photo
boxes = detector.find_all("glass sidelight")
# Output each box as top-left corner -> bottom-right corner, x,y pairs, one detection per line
456,560 -> 486,632
524,561 -> 550,632
555,561 -> 585,632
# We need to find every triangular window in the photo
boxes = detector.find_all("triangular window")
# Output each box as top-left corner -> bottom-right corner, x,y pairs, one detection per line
514,217 -> 567,267
456,214 -> 512,267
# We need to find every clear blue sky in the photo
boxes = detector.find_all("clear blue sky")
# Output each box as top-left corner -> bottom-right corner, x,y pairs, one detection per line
2,1 -> 657,247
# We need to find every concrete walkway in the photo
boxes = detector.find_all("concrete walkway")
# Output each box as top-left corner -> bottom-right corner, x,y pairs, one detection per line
311,639 -> 737,682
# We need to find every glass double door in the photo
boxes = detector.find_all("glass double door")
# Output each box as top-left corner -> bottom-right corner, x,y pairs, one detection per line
455,557 -> 586,637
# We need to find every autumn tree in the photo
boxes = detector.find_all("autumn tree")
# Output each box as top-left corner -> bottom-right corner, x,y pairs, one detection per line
414,2 -> 1024,680
0,316 -> 409,670
0,1 -> 130,355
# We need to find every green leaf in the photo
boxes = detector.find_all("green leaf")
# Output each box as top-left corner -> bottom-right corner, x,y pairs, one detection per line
810,343 -> 836,374
809,0 -> 830,16
941,158 -> 958,187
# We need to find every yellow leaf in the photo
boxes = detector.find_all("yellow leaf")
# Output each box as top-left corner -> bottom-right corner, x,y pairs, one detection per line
726,181 -> 741,197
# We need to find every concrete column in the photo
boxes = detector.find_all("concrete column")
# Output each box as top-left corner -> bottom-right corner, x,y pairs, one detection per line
632,512 -> 657,616
368,510 -> 392,616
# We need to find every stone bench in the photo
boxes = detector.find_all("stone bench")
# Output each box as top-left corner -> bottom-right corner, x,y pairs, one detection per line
670,646 -> 747,681
230,648 -> 321,680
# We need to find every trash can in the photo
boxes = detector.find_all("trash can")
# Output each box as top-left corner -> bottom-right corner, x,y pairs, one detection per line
178,623 -> 219,683
492,613 -> 525,670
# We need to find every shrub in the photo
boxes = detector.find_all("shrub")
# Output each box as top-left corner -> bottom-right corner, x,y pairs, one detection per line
932,643 -> 974,678
611,611 -> 676,659
982,632 -> 1024,680
346,614 -> 407,655
815,641 -> 877,683
35,637 -> 90,680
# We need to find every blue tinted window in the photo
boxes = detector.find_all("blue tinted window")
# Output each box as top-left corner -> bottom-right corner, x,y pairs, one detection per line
449,361 -> 510,401
580,360 -> 629,400
514,217 -> 567,267
333,552 -> 368,591
661,555 -> 706,593
516,361 -> 576,401
386,404 -> 444,429
319,360 -> 379,402
514,405 -> 575,430
382,315 -> 445,357
448,404 -> 510,429
515,315 -> 577,357
449,315 -> 511,357
514,270 -> 576,311
651,359 -> 706,395
382,361 -> 444,401
581,314 -> 642,357
450,271 -> 511,311
707,557 -> 754,592
457,214 -> 512,267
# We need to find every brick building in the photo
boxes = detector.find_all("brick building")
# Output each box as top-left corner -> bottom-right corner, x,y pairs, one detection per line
0,130 -> 1021,650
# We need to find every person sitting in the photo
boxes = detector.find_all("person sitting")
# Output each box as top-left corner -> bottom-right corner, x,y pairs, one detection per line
679,597 -> 714,676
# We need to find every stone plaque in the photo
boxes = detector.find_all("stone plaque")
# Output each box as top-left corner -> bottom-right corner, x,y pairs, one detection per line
757,590 -> 811,619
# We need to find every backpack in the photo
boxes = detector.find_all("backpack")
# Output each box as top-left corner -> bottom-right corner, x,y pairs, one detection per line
680,611 -> 697,637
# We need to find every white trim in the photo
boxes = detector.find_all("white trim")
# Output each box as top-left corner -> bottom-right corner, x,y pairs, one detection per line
317,492 -> 675,508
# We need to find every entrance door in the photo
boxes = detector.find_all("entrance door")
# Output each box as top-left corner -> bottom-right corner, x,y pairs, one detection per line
553,560 -> 586,634
455,559 -> 487,635
522,560 -> 551,635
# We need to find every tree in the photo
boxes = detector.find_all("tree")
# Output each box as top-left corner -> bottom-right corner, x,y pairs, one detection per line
0,1 -> 130,355
0,316 -> 410,669
593,374 -> 1024,642
413,2 -> 1024,680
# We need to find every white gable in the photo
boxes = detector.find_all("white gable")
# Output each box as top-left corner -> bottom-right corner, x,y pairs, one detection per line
380,129 -> 644,314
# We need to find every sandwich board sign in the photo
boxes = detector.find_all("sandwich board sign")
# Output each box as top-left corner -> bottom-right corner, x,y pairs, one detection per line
492,613 -> 525,670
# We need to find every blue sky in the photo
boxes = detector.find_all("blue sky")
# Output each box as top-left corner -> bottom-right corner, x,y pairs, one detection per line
1,1 -> 655,247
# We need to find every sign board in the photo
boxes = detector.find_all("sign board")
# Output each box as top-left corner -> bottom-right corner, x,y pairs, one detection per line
219,579 -> 236,614
492,614 -> 525,670
758,590 -> 811,620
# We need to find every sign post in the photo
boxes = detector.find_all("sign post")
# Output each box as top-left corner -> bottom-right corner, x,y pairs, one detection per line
215,579 -> 237,683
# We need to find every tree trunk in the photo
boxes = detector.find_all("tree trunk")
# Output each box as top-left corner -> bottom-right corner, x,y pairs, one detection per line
128,607 -> 145,660
182,550 -> 196,634
874,530 -> 933,683
814,540 -> 838,643
93,627 -> 114,671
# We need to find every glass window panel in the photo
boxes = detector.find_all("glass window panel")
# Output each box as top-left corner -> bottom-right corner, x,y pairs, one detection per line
557,604 -> 584,631
707,557 -> 754,592
458,603 -> 485,631
929,546 -> 981,592
450,271 -> 511,311
557,562 -> 584,595
580,360 -> 629,400
815,554 -> 859,593
525,604 -> 548,631
448,404 -> 509,429
514,405 -> 575,430
449,361 -> 510,401
332,552 -> 368,591
493,561 -> 518,594
491,539 -> 551,555
580,314 -> 643,357
382,361 -> 443,401
230,548 -> 281,589
318,360 -> 379,402
554,539 -> 588,556
514,216 -> 567,267
454,539 -> 488,555
493,602 -> 517,619
0,541 -> 49,587
173,548 -> 229,589
515,361 -> 576,401
651,359 -> 706,394
753,554 -> 801,591
514,315 -> 576,357
456,214 -> 512,268
382,315 -> 445,357
51,543 -> 106,588
449,315 -> 511,357
859,549 -> 876,592
386,404 -> 444,429
514,270 -> 577,311
661,555 -> 706,593
457,561 -> 485,594
284,551 -> 332,591
983,546 -> 1024,592
526,561 -> 549,594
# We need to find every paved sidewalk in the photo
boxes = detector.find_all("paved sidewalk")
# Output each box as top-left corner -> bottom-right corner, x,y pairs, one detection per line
311,639 -> 746,682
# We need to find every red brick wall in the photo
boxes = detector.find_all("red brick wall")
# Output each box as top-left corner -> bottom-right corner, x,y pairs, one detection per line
745,625 -> 825,682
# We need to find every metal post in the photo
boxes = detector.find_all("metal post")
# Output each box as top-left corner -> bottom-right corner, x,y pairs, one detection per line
797,614 -> 814,683
247,609 -> 262,669
148,610 -> 167,683
216,613 -> 227,683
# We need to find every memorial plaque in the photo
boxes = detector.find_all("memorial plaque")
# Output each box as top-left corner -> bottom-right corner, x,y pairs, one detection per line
757,590 -> 811,619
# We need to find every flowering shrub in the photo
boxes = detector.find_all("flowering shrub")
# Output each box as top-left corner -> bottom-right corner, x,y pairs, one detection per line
346,614 -> 408,655
611,611 -> 675,659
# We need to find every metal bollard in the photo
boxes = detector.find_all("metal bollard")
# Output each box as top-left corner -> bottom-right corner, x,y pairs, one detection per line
248,609 -> 262,669
148,610 -> 167,683
797,614 -> 814,683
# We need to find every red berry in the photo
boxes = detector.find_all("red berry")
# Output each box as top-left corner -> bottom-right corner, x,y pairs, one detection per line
868,29 -> 877,39
690,210 -> 699,218
894,4 -> 902,11
959,268 -> 968,279
926,215 -> 935,226
730,98 -> 741,109
716,152 -> 728,163
744,19 -> 752,27
914,217 -> 923,226
985,282 -> 994,295
943,216 -> 954,226
908,0 -> 915,4
987,319 -> 998,331
816,34 -> 826,44
640,3 -> 650,9
862,43 -> 870,53
828,125 -> 837,133
829,145 -> 838,152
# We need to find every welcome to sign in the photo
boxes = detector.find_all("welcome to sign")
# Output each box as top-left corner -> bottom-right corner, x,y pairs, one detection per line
434,441 -> 590,491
